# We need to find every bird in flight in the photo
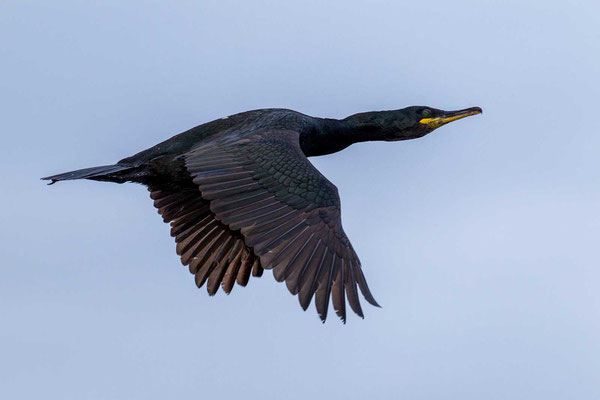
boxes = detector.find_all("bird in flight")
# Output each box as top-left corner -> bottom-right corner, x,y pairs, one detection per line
43,106 -> 482,322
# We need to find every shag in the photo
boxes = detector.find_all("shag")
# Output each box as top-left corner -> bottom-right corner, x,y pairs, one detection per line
43,106 -> 482,322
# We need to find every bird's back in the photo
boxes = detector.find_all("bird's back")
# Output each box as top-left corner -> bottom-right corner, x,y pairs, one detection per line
118,108 -> 314,166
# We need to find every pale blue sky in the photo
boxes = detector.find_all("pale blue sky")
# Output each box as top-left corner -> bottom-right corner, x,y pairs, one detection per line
1,1 -> 599,399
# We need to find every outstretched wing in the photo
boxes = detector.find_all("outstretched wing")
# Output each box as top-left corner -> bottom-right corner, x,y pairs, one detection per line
185,129 -> 379,322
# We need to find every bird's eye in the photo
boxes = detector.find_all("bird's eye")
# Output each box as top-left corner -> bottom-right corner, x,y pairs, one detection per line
422,109 -> 432,118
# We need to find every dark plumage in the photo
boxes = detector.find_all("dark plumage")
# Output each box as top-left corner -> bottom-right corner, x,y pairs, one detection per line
43,106 -> 482,322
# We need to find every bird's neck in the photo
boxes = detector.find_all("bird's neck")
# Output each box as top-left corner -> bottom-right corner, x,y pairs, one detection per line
299,117 -> 385,157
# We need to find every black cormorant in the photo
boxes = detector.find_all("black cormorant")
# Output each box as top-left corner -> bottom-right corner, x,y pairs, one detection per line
43,106 -> 482,322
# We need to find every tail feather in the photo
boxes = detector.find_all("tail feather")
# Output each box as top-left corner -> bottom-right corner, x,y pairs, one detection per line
41,164 -> 132,185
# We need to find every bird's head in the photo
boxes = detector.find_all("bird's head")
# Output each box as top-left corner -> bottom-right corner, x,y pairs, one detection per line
341,105 -> 482,142
387,106 -> 483,140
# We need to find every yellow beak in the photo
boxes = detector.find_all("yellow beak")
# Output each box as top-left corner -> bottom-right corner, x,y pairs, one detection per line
420,107 -> 482,129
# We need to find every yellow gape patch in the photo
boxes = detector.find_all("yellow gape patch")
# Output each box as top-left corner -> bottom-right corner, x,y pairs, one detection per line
419,117 -> 445,128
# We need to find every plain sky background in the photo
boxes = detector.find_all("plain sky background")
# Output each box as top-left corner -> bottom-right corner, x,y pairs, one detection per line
1,1 -> 599,399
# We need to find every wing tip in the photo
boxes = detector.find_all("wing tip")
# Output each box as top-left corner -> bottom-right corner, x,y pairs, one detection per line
368,298 -> 382,308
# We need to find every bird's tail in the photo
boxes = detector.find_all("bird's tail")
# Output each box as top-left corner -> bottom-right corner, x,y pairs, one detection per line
41,164 -> 134,185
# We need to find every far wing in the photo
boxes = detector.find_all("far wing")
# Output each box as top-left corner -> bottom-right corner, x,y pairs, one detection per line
148,181 -> 262,295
